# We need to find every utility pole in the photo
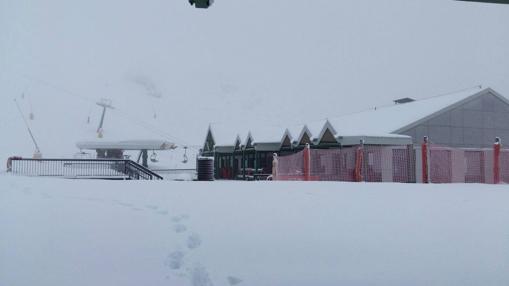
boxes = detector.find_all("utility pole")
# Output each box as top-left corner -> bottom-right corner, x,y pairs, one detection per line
96,98 -> 114,138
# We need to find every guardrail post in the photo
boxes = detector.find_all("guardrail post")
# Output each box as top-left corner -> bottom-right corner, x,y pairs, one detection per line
494,137 -> 501,184
421,136 -> 429,184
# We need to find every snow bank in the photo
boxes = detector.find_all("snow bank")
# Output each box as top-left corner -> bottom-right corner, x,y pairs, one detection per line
1,176 -> 508,286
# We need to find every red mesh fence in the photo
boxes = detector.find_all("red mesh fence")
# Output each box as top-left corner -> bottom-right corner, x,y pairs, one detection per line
309,148 -> 357,181
275,149 -> 305,181
500,150 -> 509,184
275,143 -> 509,184
363,146 -> 413,183
276,145 -> 414,183
428,145 -> 491,184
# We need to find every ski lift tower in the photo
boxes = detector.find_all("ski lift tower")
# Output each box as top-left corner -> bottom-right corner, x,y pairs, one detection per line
96,98 -> 114,138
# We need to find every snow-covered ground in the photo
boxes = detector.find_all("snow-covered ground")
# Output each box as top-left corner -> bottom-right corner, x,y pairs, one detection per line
1,175 -> 508,286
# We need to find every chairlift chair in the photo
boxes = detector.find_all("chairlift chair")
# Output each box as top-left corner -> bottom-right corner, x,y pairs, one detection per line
150,151 -> 159,163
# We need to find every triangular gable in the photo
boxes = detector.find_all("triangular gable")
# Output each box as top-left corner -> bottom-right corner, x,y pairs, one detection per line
234,135 -> 242,151
281,129 -> 293,148
244,133 -> 254,149
297,126 -> 312,146
203,126 -> 215,152
317,120 -> 338,144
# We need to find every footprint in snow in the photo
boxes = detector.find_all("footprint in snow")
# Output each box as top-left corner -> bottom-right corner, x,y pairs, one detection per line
156,210 -> 169,215
187,233 -> 202,250
165,251 -> 185,270
172,214 -> 190,223
173,224 -> 187,233
189,264 -> 213,286
227,276 -> 243,285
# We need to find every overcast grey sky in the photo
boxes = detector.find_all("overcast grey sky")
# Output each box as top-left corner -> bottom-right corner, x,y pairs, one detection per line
1,0 -> 508,144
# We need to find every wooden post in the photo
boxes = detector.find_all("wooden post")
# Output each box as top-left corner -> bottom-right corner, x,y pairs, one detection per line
494,137 -> 501,184
303,143 -> 311,181
422,136 -> 429,184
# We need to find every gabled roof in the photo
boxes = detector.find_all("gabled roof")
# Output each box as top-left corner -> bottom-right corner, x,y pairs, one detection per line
328,87 -> 505,136
243,132 -> 254,148
315,120 -> 338,144
296,125 -> 313,145
280,129 -> 293,148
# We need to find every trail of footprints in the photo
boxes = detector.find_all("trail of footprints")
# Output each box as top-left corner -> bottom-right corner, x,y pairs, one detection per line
164,214 -> 242,286
17,188 -> 242,286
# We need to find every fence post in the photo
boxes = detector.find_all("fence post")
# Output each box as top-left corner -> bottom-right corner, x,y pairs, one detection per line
354,140 -> 364,182
272,153 -> 278,181
422,136 -> 429,184
494,137 -> 501,184
303,143 -> 311,181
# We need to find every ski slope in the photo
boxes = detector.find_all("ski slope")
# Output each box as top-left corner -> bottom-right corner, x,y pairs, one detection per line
1,175 -> 508,286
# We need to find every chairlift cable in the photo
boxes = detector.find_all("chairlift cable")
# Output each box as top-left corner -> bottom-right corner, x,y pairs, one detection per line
19,74 -> 199,151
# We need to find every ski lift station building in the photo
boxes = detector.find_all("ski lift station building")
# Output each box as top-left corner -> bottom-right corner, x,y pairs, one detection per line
201,88 -> 509,180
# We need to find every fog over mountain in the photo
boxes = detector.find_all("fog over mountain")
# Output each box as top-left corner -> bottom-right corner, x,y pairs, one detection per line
1,0 -> 508,159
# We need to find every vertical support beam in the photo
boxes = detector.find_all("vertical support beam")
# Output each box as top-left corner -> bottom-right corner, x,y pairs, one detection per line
303,143 -> 311,181
254,151 -> 258,175
142,149 -> 148,168
494,137 -> 501,184
354,140 -> 364,182
422,136 -> 429,184
242,149 -> 246,180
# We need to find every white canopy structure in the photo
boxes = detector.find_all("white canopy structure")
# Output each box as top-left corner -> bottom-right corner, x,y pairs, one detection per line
76,140 -> 177,151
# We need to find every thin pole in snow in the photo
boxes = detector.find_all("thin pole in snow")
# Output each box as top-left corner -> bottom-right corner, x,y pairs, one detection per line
14,99 -> 41,156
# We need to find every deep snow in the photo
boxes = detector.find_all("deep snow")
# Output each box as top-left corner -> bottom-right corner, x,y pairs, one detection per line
1,175 -> 508,286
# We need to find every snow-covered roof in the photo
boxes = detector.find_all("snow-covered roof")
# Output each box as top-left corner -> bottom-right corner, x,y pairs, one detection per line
204,88 -> 507,151
329,87 -> 499,136
336,134 -> 412,146
76,140 -> 177,150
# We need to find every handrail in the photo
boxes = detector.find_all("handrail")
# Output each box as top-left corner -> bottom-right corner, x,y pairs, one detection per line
8,158 -> 163,180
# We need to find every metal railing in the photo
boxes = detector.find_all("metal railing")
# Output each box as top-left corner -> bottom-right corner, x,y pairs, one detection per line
8,158 -> 163,180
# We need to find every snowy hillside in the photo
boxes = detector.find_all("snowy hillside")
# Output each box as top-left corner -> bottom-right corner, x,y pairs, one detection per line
1,176 -> 508,286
